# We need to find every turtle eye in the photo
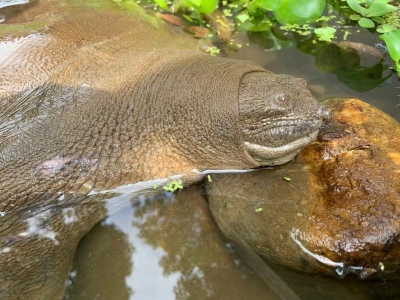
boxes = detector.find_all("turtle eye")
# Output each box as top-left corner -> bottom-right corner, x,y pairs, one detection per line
277,94 -> 285,102
272,93 -> 292,109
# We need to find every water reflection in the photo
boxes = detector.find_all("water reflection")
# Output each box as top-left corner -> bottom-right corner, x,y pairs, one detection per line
65,222 -> 134,300
0,0 -> 29,10
66,188 -> 279,300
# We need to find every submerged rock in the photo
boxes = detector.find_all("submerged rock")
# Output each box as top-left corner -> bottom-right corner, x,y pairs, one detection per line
207,98 -> 400,278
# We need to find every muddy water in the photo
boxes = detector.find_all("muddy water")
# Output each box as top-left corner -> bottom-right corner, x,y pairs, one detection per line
1,0 -> 400,299
64,187 -> 282,300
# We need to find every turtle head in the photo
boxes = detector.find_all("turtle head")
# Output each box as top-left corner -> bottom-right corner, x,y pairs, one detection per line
239,72 -> 330,166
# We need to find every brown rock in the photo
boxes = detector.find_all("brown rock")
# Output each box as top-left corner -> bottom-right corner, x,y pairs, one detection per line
207,98 -> 400,278
184,25 -> 210,38
156,13 -> 183,26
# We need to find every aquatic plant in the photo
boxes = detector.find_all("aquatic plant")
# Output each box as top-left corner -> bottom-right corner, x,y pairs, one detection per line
163,180 -> 184,192
115,0 -> 400,76
347,0 -> 397,28
380,28 -> 400,76
346,0 -> 400,75
204,46 -> 221,55
314,26 -> 336,41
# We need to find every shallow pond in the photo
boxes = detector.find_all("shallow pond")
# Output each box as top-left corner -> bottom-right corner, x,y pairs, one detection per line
1,0 -> 400,299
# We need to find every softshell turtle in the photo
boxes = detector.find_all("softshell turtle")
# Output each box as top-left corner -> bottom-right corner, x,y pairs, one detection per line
0,1 -> 327,299
207,97 -> 400,279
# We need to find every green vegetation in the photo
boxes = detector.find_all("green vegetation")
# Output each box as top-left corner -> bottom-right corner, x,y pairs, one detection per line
128,0 -> 400,76
163,180 -> 184,192
314,26 -> 336,41
205,46 -> 221,55
380,28 -> 400,74
345,0 -> 400,75
347,0 -> 397,28
284,176 -> 291,181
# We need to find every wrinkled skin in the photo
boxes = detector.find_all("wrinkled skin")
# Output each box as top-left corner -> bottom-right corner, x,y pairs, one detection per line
0,1 -> 326,299
207,98 -> 400,279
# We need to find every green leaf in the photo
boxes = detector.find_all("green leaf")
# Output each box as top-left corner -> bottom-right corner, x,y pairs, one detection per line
358,17 -> 375,28
249,0 -> 282,11
207,174 -> 212,182
315,27 -> 336,42
236,12 -> 250,23
314,27 -> 335,35
366,2 -> 397,17
198,0 -> 218,13
371,16 -> 385,24
377,27 -> 385,33
273,0 -> 325,25
380,29 -> 400,62
347,0 -> 367,15
188,0 -> 202,8
350,14 -> 361,20
380,24 -> 395,33
284,176 -> 291,181
154,0 -> 169,10
256,207 -> 263,212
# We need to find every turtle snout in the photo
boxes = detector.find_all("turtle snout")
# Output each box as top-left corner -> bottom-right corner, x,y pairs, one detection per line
317,105 -> 331,122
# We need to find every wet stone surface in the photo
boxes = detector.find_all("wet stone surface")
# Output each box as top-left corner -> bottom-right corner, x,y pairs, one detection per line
207,98 -> 400,278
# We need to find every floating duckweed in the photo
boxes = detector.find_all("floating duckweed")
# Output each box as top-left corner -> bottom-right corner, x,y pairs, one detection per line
280,24 -> 312,36
316,15 -> 336,22
205,46 -> 220,56
163,180 -> 183,192
255,207 -> 263,212
315,27 -> 336,42
384,7 -> 400,29
284,177 -> 291,181
223,9 -> 232,17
